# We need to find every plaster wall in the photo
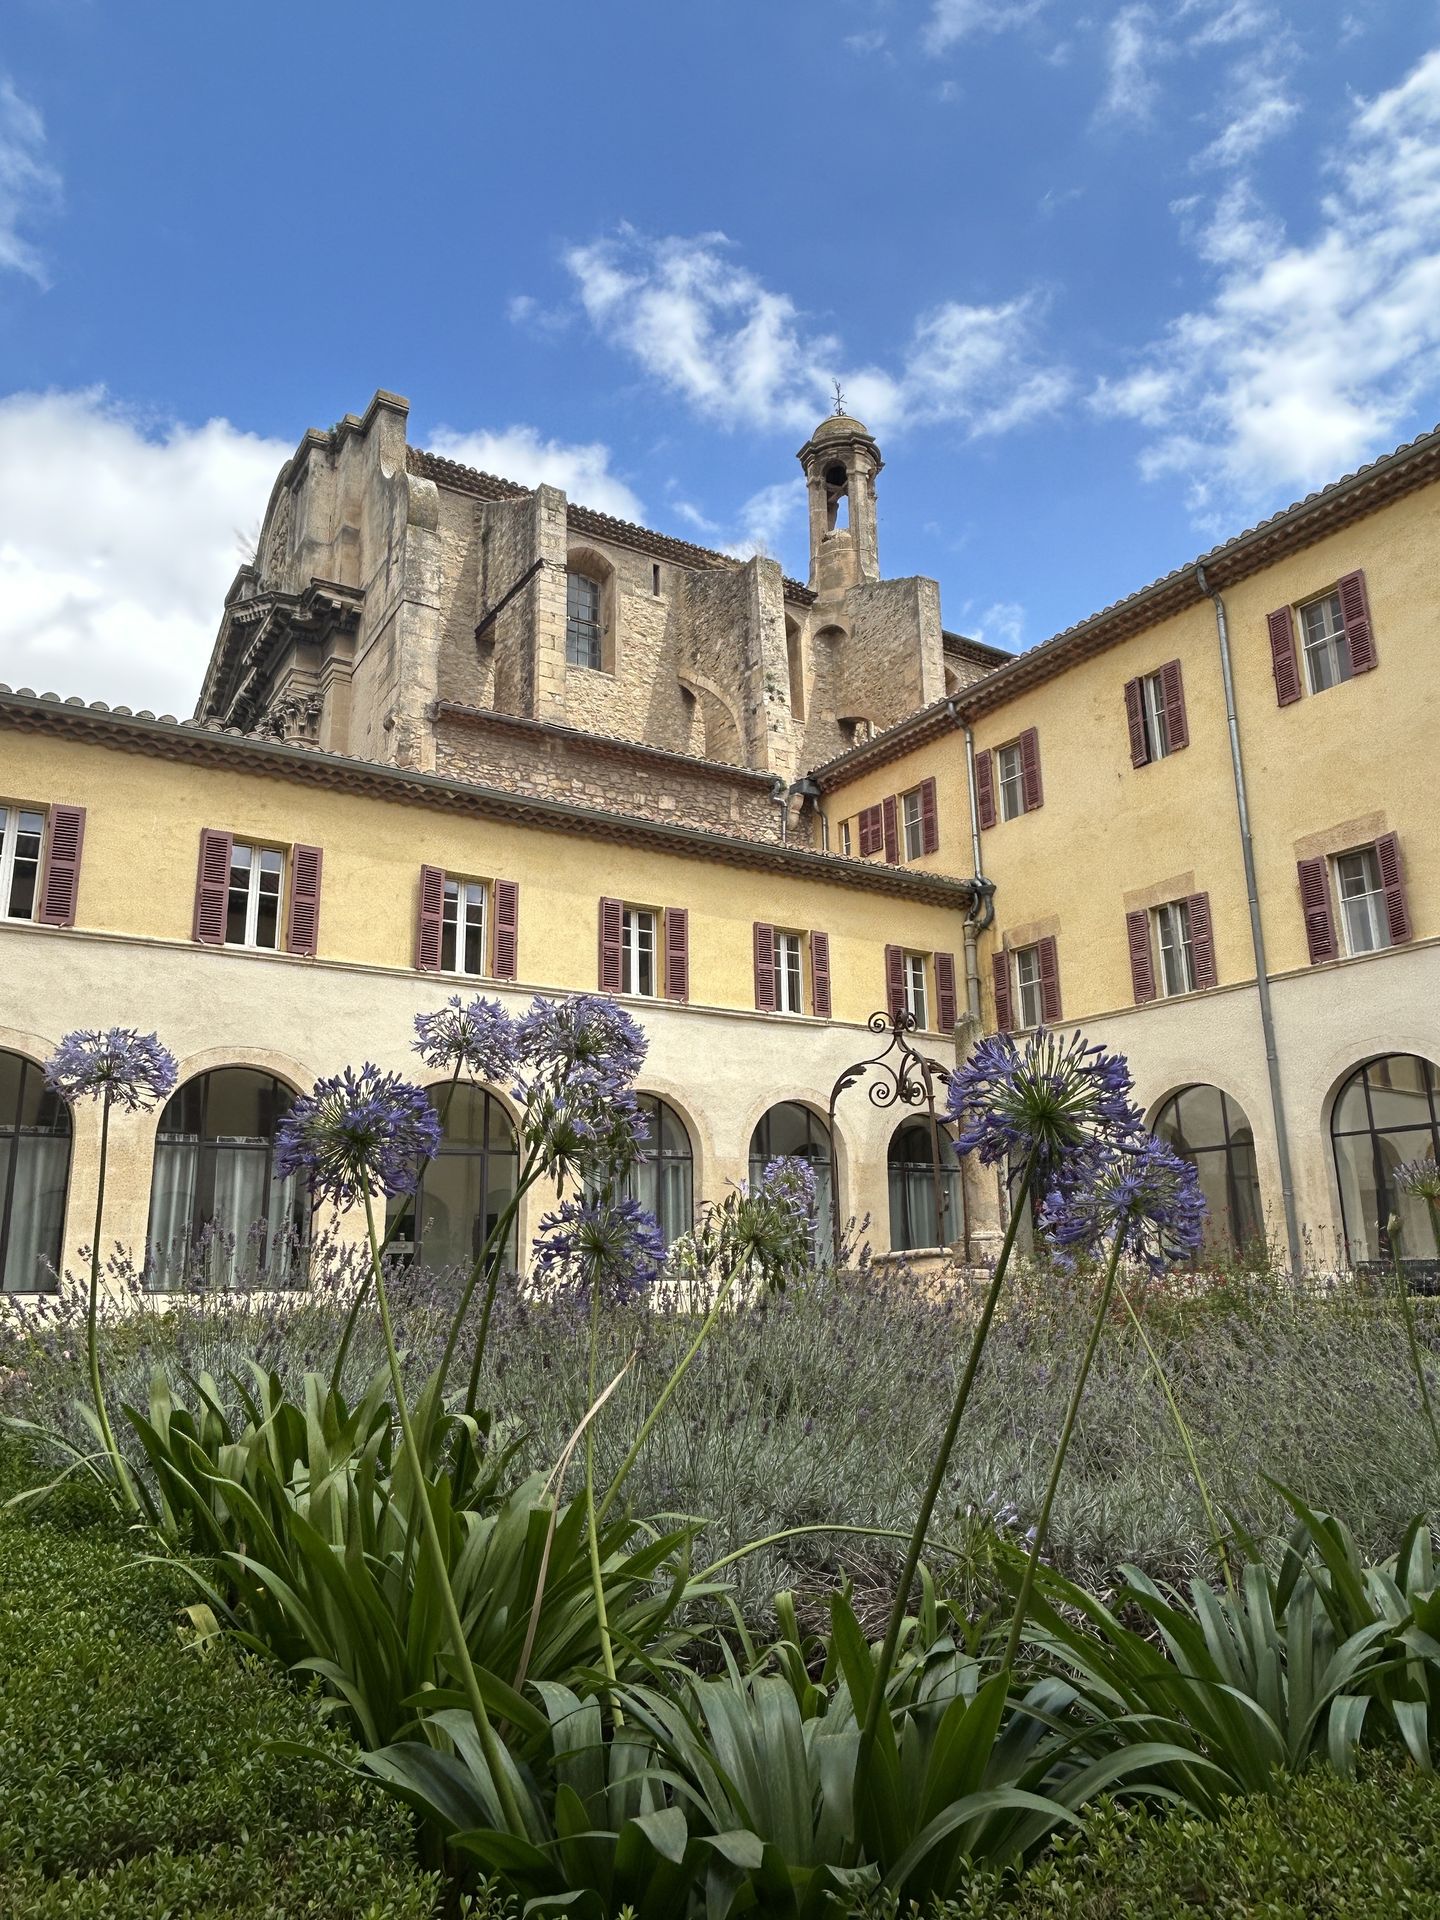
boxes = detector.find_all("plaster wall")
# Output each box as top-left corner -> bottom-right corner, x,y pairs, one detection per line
821,732 -> 974,880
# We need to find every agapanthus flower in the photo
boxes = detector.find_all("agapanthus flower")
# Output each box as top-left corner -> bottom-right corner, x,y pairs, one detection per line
413,993 -> 519,1083
1394,1155 -> 1440,1204
531,1192 -> 666,1299
273,1064 -> 442,1209
755,1155 -> 818,1224
516,993 -> 647,1083
696,1155 -> 817,1293
515,995 -> 649,1187
946,1028 -> 1139,1191
1037,1134 -> 1206,1275
44,1028 -> 178,1112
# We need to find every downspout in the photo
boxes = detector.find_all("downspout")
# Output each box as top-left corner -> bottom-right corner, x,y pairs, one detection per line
956,704 -> 993,1026
789,775 -> 825,851
1195,563 -> 1302,1274
770,776 -> 790,844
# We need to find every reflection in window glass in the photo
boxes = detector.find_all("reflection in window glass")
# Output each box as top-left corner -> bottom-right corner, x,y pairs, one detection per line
1330,1054 -> 1440,1263
624,1094 -> 694,1246
749,1102 -> 832,1251
0,1050 -> 70,1292
387,1083 -> 519,1272
1152,1084 -> 1263,1256
888,1119 -> 962,1252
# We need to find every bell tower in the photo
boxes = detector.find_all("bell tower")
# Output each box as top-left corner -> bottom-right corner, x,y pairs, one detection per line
797,398 -> 883,596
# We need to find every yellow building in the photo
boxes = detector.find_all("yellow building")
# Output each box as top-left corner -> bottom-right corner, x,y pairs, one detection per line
1,391 -> 1436,1289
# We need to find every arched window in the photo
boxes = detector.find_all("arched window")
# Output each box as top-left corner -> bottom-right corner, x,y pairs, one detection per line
1330,1054 -> 1440,1264
888,1118 -> 963,1252
0,1050 -> 70,1293
388,1083 -> 519,1272
626,1094 -> 694,1247
749,1103 -> 833,1247
147,1068 -> 306,1289
1152,1084 -> 1263,1255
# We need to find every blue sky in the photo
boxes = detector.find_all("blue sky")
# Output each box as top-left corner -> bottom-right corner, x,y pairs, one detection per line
2,0 -> 1438,715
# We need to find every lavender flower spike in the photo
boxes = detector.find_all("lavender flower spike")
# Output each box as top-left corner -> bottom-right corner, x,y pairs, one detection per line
413,993 -> 520,1083
532,1192 -> 666,1300
946,1028 -> 1138,1187
44,1028 -> 178,1111
274,1064 -> 442,1210
1039,1134 -> 1206,1275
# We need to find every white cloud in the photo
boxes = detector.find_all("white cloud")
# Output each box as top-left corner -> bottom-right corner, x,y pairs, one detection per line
721,479 -> 806,559
975,600 -> 1026,649
1091,48 -> 1440,516
923,0 -> 1045,55
0,76 -> 61,284
1099,5 -> 1164,124
0,389 -> 288,716
563,226 -> 1070,440
1192,66 -> 1300,170
424,423 -> 644,520
843,29 -> 888,54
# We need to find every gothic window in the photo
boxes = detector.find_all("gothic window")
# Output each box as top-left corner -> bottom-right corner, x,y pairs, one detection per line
1152,1084 -> 1263,1257
1330,1054 -> 1440,1265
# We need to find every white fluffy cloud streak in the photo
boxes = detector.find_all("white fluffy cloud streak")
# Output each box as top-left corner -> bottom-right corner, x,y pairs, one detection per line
1092,48 -> 1440,514
923,1 -> 1045,55
0,76 -> 60,283
424,424 -> 644,520
564,227 -> 1069,440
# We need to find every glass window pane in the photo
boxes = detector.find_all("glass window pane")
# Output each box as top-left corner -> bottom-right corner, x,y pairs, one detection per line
1334,1129 -> 1383,1263
1158,1084 -> 1227,1154
1366,1055 -> 1434,1132
1378,1130 -> 1440,1259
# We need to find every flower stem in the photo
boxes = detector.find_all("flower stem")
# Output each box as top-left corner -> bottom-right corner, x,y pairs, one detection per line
361,1188 -> 528,1836
460,1167 -> 542,1418
583,1270 -> 622,1718
1002,1232 -> 1123,1671
1389,1224 -> 1440,1475
87,1091 -> 138,1515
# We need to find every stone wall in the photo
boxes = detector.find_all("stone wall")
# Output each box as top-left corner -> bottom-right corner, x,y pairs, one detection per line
835,575 -> 946,731
560,536 -> 700,753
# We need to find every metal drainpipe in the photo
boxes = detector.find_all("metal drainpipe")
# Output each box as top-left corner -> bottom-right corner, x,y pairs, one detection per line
957,707 -> 988,1025
1195,563 -> 1303,1274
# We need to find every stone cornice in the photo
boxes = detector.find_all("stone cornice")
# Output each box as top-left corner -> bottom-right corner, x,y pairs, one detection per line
432,701 -> 781,787
0,688 -> 980,911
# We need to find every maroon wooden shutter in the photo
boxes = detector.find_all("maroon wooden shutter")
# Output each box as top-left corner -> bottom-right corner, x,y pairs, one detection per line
1037,934 -> 1061,1024
753,922 -> 776,1010
1268,607 -> 1302,706
36,804 -> 85,927
665,906 -> 689,1002
810,930 -> 832,1019
1186,891 -> 1217,988
1020,728 -> 1043,811
884,943 -> 905,1018
935,951 -> 957,1032
975,750 -> 996,830
1296,857 -> 1338,964
286,845 -> 323,957
1160,660 -> 1189,750
992,951 -> 1014,1033
1337,570 -> 1378,673
416,865 -> 445,971
858,805 -> 882,857
882,794 -> 899,863
599,896 -> 623,992
1123,679 -> 1149,768
493,879 -> 519,979
1375,833 -> 1412,944
920,777 -> 939,855
193,828 -> 232,945
1126,909 -> 1156,1004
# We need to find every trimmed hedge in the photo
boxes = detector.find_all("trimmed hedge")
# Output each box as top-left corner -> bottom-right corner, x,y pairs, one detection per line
0,1444 -> 438,1918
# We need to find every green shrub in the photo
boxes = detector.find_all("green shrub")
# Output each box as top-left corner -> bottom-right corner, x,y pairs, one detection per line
0,1441 -> 438,1919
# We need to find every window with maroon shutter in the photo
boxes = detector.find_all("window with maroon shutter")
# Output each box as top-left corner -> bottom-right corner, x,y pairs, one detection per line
1123,679 -> 1149,767
1126,908 -> 1156,1003
1160,660 -> 1189,750
1019,728 -> 1043,811
1296,857 -> 1338,964
1337,570 -> 1378,673
991,951 -> 1014,1033
753,922 -> 776,1010
492,879 -> 519,979
664,906 -> 689,1001
975,749 -> 996,830
935,950 -> 957,1032
920,777 -> 939,855
286,845 -> 323,956
598,897 -> 623,992
193,828 -> 233,945
1375,833 -> 1412,944
882,794 -> 899,863
810,930 -> 832,1019
1268,606 -> 1302,706
36,804 -> 85,928
1186,891 -> 1217,988
884,943 -> 905,1018
858,804 -> 883,857
416,865 -> 445,970
1037,934 -> 1061,1023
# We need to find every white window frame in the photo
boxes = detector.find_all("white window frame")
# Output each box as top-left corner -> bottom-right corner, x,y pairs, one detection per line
227,842 -> 285,951
1154,899 -> 1195,997
1014,945 -> 1043,1031
997,743 -> 1025,822
1300,590 -> 1352,695
0,803 -> 45,923
622,905 -> 658,997
840,819 -> 852,857
902,788 -> 925,861
1334,846 -> 1389,956
1141,672 -> 1171,761
903,951 -> 929,1029
442,875 -> 490,977
773,930 -> 804,1015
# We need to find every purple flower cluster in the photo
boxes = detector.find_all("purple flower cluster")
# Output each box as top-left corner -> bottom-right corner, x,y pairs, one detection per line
755,1155 -> 818,1224
44,1028 -> 178,1111
412,994 -> 520,1083
274,1064 -> 443,1209
531,1192 -> 666,1299
946,1029 -> 1137,1185
1394,1155 -> 1440,1203
514,994 -> 649,1188
1039,1134 -> 1206,1276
